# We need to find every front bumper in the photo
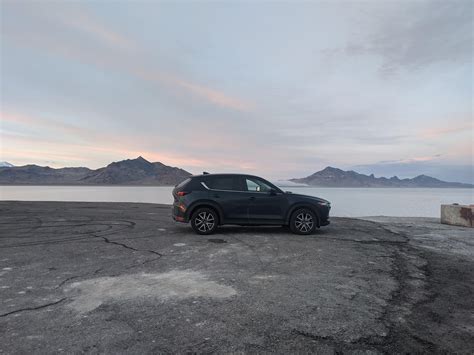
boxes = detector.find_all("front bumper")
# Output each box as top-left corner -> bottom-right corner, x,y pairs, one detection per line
320,219 -> 330,226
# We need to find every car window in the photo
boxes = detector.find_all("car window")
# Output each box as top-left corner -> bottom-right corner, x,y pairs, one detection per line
205,176 -> 240,191
245,178 -> 272,192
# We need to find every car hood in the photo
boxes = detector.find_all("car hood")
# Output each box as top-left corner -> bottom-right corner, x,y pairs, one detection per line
286,192 -> 330,204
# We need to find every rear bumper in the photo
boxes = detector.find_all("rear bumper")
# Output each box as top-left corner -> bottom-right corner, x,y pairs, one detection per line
172,205 -> 188,223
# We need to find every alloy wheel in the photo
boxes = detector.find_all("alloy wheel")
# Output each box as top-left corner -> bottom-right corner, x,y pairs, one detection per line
295,212 -> 314,233
194,211 -> 215,233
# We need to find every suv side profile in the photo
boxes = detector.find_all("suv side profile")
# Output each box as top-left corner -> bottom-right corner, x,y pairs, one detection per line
172,173 -> 330,235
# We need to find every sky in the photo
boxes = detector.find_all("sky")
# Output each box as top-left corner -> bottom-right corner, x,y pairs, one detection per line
1,0 -> 473,182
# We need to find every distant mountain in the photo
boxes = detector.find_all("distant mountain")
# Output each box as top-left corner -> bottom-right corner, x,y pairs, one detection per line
0,162 -> 14,167
80,156 -> 191,185
0,165 -> 93,185
0,157 -> 191,186
290,167 -> 473,188
352,162 -> 474,185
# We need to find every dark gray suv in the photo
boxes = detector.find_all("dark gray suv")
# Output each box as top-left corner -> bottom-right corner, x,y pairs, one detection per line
172,173 -> 330,235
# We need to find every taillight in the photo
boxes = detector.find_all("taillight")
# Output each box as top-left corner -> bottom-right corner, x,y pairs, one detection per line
177,191 -> 189,196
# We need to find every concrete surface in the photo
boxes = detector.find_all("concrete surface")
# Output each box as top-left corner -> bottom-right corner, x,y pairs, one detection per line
441,204 -> 473,228
0,201 -> 473,354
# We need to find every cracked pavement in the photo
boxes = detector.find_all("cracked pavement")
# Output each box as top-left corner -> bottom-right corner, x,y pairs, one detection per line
0,201 -> 473,354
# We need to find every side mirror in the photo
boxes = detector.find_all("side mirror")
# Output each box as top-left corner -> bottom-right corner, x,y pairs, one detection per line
269,188 -> 278,195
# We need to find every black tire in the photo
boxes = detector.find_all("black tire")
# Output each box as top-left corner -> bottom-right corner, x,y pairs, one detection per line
191,207 -> 218,235
290,208 -> 317,235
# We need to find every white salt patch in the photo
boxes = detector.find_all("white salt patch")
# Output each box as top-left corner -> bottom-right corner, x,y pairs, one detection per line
173,243 -> 186,247
2,267 -> 12,271
64,270 -> 237,313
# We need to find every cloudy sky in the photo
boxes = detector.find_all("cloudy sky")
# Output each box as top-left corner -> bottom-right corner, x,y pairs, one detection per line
1,0 -> 472,181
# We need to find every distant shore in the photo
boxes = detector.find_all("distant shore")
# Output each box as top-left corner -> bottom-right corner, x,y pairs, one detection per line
1,183 -> 472,188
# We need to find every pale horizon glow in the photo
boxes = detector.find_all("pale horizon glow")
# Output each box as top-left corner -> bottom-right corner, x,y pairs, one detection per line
1,1 -> 473,182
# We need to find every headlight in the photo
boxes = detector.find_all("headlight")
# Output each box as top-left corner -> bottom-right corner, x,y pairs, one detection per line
318,201 -> 330,207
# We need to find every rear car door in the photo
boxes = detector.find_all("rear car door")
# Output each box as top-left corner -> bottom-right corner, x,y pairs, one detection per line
245,177 -> 287,224
204,175 -> 249,224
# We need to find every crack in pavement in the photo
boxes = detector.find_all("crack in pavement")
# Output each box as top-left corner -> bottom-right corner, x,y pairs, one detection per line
292,329 -> 348,352
56,268 -> 103,289
0,298 -> 67,317
93,234 -> 163,257
317,236 -> 408,245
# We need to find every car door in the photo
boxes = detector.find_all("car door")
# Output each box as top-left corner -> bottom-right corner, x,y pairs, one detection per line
204,175 -> 249,224
245,177 -> 287,224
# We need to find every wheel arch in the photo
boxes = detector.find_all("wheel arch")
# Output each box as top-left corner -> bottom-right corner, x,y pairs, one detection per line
286,203 -> 321,227
186,201 -> 224,225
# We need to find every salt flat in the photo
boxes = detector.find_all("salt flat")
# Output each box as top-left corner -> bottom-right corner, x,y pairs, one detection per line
0,201 -> 472,354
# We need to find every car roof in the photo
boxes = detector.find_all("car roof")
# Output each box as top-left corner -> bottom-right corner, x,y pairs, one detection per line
191,173 -> 262,179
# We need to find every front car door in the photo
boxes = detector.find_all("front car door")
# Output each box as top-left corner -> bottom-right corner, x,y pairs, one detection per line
244,176 -> 287,224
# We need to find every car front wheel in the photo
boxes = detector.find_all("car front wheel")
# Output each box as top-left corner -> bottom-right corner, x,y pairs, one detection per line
290,208 -> 317,235
191,208 -> 218,235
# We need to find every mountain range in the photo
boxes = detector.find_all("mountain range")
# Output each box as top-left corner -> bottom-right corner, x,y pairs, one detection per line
0,158 -> 472,187
0,157 -> 191,186
290,167 -> 473,188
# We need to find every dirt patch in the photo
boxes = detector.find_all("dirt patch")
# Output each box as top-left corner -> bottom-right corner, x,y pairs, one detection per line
64,270 -> 237,313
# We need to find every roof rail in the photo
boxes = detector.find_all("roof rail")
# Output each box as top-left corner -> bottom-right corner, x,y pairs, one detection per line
203,171 -> 210,175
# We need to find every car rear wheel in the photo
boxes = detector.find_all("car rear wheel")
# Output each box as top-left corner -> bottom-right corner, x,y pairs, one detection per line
290,208 -> 317,235
191,208 -> 218,235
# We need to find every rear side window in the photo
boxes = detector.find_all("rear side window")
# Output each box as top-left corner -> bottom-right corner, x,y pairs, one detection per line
205,176 -> 241,191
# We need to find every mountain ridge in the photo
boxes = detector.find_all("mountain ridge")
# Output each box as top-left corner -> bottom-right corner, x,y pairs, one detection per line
290,166 -> 473,188
0,157 -> 191,186
0,160 -> 472,187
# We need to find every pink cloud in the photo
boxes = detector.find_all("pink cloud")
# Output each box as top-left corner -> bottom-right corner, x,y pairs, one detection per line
61,12 -> 133,50
1,111 -> 208,169
130,67 -> 253,112
420,122 -> 473,139
175,80 -> 253,111
3,5 -> 253,112
1,111 -> 97,140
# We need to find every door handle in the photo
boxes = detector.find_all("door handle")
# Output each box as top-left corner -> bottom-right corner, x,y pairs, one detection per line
213,194 -> 220,198
249,196 -> 255,200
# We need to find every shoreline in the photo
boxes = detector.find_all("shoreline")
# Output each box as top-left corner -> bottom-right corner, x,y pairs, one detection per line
1,184 -> 473,188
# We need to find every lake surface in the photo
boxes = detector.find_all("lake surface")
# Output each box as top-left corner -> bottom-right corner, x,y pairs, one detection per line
1,185 -> 472,217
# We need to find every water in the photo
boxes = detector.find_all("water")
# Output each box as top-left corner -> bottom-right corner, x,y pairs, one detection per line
0,185 -> 472,217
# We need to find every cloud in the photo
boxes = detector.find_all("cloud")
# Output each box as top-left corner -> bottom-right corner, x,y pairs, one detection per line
1,111 -> 95,139
324,1 -> 473,75
175,80 -> 252,111
131,67 -> 252,112
1,1 -> 252,112
420,123 -> 473,139
1,110 -> 256,171
371,1 -> 473,74
60,11 -> 133,50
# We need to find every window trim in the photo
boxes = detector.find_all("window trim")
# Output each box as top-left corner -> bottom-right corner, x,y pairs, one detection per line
201,181 -> 246,193
200,176 -> 282,194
